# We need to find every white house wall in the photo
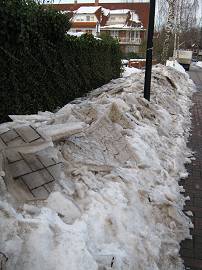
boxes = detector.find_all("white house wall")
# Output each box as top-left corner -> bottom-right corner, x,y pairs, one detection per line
74,14 -> 97,22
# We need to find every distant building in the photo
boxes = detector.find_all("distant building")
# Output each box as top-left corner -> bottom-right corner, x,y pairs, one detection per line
49,1 -> 150,54
69,6 -> 109,36
100,9 -> 145,53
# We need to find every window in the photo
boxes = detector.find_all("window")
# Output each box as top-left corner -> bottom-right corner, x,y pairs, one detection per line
86,16 -> 90,21
111,30 -> 119,38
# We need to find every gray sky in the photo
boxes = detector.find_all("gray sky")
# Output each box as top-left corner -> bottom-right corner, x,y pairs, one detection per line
52,0 -> 149,3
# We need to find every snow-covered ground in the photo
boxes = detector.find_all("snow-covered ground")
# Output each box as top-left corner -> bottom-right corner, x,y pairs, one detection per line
0,64 -> 195,270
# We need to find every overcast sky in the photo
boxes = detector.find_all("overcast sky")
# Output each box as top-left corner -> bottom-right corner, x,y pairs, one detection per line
52,0 -> 149,3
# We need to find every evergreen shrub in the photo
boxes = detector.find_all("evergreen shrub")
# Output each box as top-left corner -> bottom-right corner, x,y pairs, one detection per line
0,0 -> 121,123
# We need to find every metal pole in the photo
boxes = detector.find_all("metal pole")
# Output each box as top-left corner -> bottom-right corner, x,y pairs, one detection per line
143,0 -> 156,101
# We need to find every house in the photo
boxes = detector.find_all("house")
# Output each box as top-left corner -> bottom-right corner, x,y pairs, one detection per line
48,1 -> 149,54
100,9 -> 145,54
69,6 -> 109,36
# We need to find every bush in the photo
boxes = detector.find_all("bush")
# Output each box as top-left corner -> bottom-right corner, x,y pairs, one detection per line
0,0 -> 121,123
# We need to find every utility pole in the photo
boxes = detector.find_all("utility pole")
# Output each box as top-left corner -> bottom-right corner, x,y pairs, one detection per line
143,0 -> 156,101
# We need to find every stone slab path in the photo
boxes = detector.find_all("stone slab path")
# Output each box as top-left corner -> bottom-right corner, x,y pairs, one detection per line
180,66 -> 202,270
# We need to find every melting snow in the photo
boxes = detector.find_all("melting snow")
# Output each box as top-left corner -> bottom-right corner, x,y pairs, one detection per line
122,66 -> 142,77
0,64 -> 195,270
196,61 -> 202,68
166,60 -> 188,77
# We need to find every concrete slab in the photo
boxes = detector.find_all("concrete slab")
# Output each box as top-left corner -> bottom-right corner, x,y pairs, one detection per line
47,163 -> 62,179
8,160 -> 32,178
45,181 -> 55,193
0,137 -> 6,150
3,125 -> 62,201
22,154 -> 44,171
38,156 -> 56,167
15,126 -> 40,143
32,186 -> 49,199
22,169 -> 54,190
0,130 -> 19,143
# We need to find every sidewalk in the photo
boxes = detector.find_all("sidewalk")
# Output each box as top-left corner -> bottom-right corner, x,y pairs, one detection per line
180,69 -> 202,270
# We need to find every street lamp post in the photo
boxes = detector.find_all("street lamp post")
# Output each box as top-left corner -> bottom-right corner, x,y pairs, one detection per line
143,0 -> 156,101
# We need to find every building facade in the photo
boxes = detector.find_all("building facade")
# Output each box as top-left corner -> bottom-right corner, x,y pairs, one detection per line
100,9 -> 145,53
69,6 -> 109,36
49,1 -> 149,54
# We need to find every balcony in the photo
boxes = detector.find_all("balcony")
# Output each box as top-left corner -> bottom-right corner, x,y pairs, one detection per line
118,37 -> 142,45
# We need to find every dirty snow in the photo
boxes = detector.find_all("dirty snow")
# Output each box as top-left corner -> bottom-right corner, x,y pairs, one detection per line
196,61 -> 202,68
0,64 -> 195,270
122,66 -> 142,77
166,60 -> 187,76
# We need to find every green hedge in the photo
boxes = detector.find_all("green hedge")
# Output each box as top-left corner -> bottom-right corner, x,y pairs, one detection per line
0,0 -> 121,123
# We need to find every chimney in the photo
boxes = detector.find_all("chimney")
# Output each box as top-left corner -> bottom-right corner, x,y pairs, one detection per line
95,0 -> 99,6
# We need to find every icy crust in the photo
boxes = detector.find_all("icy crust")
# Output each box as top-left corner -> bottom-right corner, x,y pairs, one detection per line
0,65 -> 195,270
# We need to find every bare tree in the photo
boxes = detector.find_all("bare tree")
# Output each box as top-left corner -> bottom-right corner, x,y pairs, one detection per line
160,0 -> 176,64
159,0 -> 200,64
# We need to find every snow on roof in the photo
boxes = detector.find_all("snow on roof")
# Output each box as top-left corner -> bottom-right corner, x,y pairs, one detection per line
130,12 -> 140,23
67,32 -> 86,37
101,24 -> 128,29
110,9 -> 130,15
76,6 -> 101,14
101,24 -> 143,30
102,7 -> 110,16
67,32 -> 101,40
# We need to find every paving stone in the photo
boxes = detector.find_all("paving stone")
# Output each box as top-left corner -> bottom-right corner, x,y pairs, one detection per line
14,178 -> 35,201
22,154 -> 44,171
180,248 -> 194,259
31,186 -> 49,199
180,73 -> 202,269
15,126 -> 40,143
194,197 -> 202,206
194,218 -> 202,230
0,137 -> 6,150
181,239 -> 193,250
6,137 -> 25,147
8,160 -> 32,178
38,156 -> 56,167
22,169 -> 54,190
47,163 -> 61,179
45,181 -> 55,193
0,130 -> 19,143
184,258 -> 202,269
6,150 -> 22,163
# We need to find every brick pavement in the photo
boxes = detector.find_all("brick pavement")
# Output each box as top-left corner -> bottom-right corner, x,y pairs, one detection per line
180,68 -> 202,270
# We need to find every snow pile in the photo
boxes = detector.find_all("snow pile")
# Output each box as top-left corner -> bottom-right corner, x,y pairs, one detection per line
0,65 -> 195,270
196,61 -> 202,68
166,60 -> 188,76
122,66 -> 142,77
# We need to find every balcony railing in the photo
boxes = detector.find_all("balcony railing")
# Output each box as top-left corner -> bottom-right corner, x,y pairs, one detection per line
118,37 -> 142,45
